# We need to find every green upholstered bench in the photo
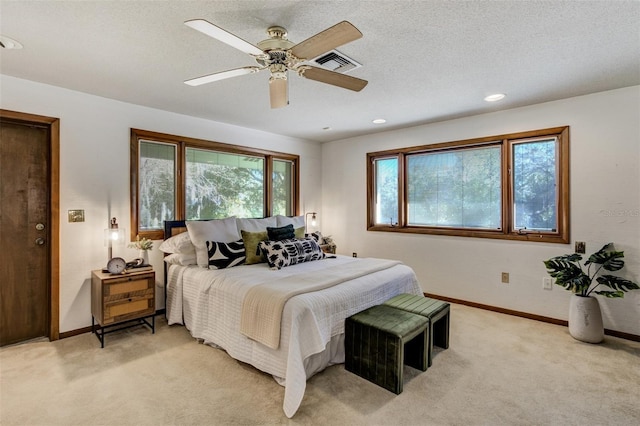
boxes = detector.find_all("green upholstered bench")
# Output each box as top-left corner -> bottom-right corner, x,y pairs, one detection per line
383,294 -> 450,367
345,304 -> 429,394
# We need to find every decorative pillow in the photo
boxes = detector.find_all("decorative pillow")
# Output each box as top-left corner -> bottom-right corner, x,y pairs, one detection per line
236,217 -> 277,234
267,224 -> 295,241
206,239 -> 246,269
294,226 -> 305,239
275,215 -> 305,229
305,231 -> 323,243
186,217 -> 240,268
163,252 -> 197,266
241,230 -> 269,265
257,238 -> 326,270
158,232 -> 196,255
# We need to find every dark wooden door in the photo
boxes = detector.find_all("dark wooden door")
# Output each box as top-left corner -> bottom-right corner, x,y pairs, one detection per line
0,119 -> 50,346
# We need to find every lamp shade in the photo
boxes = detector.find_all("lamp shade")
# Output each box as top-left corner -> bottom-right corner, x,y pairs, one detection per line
104,217 -> 125,260
305,212 -> 317,232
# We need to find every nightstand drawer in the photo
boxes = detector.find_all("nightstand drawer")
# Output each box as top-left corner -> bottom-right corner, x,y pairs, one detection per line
106,298 -> 153,320
106,278 -> 149,296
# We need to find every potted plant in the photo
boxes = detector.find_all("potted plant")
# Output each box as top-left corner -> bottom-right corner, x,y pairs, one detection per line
129,235 -> 153,265
543,243 -> 639,343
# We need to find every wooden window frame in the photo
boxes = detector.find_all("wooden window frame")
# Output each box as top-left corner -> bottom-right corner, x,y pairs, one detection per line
367,126 -> 570,243
130,129 -> 299,240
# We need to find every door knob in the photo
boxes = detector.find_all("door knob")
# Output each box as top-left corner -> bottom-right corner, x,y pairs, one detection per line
35,238 -> 45,245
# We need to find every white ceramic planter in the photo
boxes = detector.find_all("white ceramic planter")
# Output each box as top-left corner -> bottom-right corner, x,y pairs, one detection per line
139,250 -> 149,266
568,295 -> 604,343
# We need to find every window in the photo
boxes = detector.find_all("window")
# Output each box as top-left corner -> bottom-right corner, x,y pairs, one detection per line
185,148 -> 264,219
367,127 -> 569,243
138,141 -> 176,231
131,129 -> 299,240
272,159 -> 295,216
373,157 -> 399,226
511,138 -> 558,232
407,145 -> 501,229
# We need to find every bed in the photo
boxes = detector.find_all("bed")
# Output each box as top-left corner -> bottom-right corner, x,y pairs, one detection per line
162,219 -> 422,417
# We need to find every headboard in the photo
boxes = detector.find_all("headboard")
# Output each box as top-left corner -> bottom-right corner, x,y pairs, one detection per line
164,220 -> 187,239
163,220 -> 188,315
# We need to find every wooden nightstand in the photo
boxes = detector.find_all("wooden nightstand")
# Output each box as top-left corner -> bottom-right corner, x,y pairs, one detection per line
320,243 -> 336,254
91,269 -> 156,348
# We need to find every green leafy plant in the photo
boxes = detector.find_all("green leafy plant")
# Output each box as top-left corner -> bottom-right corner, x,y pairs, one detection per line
544,243 -> 639,298
128,235 -> 153,251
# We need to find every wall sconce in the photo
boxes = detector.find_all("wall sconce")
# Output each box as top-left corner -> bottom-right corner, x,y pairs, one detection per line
104,217 -> 125,260
305,212 -> 317,233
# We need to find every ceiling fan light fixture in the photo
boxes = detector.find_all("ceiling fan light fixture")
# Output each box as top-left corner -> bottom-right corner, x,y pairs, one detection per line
372,118 -> 386,124
484,93 -> 506,102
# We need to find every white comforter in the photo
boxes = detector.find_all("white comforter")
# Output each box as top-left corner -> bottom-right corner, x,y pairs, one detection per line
166,255 -> 422,417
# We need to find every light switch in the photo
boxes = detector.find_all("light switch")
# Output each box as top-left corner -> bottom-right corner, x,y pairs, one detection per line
68,210 -> 85,222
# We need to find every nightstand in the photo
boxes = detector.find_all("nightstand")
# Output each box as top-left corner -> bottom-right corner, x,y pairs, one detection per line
91,269 -> 156,348
320,243 -> 336,254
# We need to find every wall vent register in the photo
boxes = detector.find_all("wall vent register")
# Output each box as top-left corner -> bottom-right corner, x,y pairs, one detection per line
312,49 -> 362,73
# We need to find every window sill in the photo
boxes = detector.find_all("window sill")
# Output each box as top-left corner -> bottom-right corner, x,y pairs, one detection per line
367,225 -> 569,244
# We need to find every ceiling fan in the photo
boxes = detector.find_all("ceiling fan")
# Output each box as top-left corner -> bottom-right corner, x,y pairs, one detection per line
184,19 -> 368,108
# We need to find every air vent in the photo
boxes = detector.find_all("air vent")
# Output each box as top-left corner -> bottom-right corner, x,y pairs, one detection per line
312,50 -> 361,73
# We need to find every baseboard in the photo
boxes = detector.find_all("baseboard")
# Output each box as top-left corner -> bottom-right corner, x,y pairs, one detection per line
60,326 -> 93,339
59,309 -> 167,340
60,302 -> 639,344
424,293 -> 640,343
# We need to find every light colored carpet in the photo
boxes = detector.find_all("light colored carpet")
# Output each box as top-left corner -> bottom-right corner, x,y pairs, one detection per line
1,304 -> 638,425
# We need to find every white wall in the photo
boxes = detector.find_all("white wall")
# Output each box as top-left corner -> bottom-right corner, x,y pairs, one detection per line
0,75 -> 323,334
322,86 -> 640,335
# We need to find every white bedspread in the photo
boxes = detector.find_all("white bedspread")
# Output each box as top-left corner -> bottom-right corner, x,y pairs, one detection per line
166,255 -> 422,417
241,258 -> 401,349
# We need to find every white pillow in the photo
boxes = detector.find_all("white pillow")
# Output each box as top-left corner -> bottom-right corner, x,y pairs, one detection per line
163,252 -> 197,266
158,232 -> 196,255
186,217 -> 240,268
275,215 -> 305,229
236,217 -> 277,233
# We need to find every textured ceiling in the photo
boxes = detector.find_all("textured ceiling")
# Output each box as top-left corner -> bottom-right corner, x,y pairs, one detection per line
1,1 -> 639,142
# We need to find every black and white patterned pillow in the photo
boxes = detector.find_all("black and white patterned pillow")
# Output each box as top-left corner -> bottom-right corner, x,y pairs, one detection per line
206,239 -> 246,269
257,238 -> 325,270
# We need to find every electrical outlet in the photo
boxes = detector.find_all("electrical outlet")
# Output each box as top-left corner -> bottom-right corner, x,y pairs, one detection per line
501,272 -> 509,283
575,241 -> 586,254
352,252 -> 357,258
543,277 -> 553,290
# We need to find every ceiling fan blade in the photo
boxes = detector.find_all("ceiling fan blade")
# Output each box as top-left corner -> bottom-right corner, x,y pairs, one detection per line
185,19 -> 264,56
290,21 -> 362,60
299,66 -> 368,92
269,76 -> 289,109
184,67 -> 262,86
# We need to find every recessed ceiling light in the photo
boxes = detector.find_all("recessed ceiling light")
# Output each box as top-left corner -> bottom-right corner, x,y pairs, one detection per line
372,118 -> 386,124
484,93 -> 506,102
0,35 -> 23,49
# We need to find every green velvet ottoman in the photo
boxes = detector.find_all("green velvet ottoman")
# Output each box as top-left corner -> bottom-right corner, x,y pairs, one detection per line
383,294 -> 450,367
345,304 -> 429,394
